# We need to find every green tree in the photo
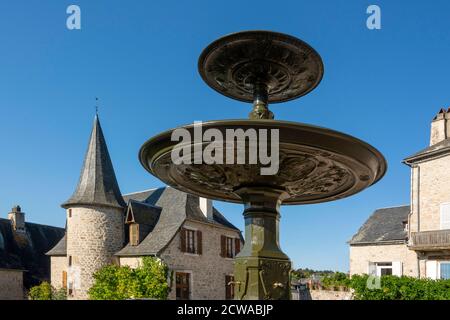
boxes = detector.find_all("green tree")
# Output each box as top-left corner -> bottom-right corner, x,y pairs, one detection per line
88,257 -> 170,300
29,282 -> 67,300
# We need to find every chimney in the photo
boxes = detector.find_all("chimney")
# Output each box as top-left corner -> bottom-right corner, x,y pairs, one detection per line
430,108 -> 450,146
199,197 -> 213,220
8,205 -> 25,232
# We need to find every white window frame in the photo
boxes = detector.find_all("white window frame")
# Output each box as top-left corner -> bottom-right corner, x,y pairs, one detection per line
375,262 -> 393,277
438,261 -> 450,280
440,202 -> 450,230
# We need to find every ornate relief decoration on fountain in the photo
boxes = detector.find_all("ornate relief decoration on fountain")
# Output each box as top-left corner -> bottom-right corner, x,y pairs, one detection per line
140,119 -> 385,205
198,31 -> 324,104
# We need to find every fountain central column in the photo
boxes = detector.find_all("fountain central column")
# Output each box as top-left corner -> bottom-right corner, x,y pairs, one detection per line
233,186 -> 291,300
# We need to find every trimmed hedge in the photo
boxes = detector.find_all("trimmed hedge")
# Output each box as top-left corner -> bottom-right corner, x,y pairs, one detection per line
351,275 -> 450,300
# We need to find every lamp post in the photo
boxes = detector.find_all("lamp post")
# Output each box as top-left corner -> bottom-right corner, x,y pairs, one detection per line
139,31 -> 387,300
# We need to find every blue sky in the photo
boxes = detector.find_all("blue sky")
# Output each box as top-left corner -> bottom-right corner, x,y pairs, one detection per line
0,0 -> 449,271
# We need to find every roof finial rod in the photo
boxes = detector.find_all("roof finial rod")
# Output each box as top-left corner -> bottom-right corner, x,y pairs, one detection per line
95,97 -> 99,116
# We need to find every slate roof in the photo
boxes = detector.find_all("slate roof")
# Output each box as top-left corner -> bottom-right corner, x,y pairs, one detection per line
116,187 -> 240,256
126,200 -> 161,227
61,115 -> 126,209
349,205 -> 410,245
0,218 -> 65,288
46,234 -> 66,256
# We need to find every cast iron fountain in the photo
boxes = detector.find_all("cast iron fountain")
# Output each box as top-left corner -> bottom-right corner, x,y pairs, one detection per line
139,31 -> 387,300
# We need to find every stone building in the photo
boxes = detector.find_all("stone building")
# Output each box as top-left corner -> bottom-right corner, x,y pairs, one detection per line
47,115 -> 242,300
0,206 -> 64,299
349,109 -> 450,280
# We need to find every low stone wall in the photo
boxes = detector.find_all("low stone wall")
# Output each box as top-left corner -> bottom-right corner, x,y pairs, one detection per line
293,289 -> 353,300
0,269 -> 24,300
310,289 -> 352,300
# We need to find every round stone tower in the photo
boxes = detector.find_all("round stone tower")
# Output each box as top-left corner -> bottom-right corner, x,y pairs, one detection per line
62,115 -> 125,300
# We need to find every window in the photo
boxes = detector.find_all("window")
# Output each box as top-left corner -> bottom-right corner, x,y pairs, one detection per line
403,220 -> 408,232
176,272 -> 190,300
440,262 -> 450,280
68,209 -> 72,218
371,262 -> 392,276
186,229 -> 196,253
429,261 -> 450,280
225,275 -> 235,300
221,236 -> 240,258
371,262 -> 402,277
226,237 -> 233,258
440,203 -> 450,230
130,223 -> 139,246
68,281 -> 73,296
68,256 -> 72,267
180,228 -> 202,254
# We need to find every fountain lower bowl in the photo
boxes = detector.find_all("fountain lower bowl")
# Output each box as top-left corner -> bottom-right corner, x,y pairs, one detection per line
139,119 -> 386,205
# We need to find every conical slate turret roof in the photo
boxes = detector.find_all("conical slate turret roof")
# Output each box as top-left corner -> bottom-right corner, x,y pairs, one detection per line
61,115 -> 126,209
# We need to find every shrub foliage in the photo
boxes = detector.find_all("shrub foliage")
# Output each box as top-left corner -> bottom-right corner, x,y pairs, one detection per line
29,282 -> 67,300
88,257 -> 170,300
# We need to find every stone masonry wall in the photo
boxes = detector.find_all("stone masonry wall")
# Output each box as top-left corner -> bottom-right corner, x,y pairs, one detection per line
50,256 -> 67,289
162,220 -> 240,300
67,206 -> 124,300
349,244 -> 418,276
309,289 -> 352,300
120,220 -> 241,300
0,269 -> 24,300
119,257 -> 142,269
413,155 -> 450,232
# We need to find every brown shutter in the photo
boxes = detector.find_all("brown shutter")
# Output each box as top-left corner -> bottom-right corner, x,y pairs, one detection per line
235,238 -> 240,255
225,275 -> 230,299
180,228 -> 186,252
220,235 -> 226,257
62,271 -> 67,289
225,275 -> 234,300
197,230 -> 202,255
130,224 -> 139,246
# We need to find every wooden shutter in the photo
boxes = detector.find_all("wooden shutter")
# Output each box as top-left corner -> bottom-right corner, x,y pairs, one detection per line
180,228 -> 186,252
197,230 -> 202,255
62,271 -> 67,289
441,203 -> 450,230
130,224 -> 139,246
368,262 -> 376,276
235,238 -> 240,255
225,275 -> 234,300
220,235 -> 226,257
426,260 -> 438,279
392,262 -> 403,276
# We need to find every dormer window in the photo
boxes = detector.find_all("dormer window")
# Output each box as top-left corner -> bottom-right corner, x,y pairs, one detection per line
403,221 -> 408,232
124,200 -> 161,247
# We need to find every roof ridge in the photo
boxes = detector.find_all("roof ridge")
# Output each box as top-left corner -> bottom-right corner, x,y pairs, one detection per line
374,204 -> 410,210
0,217 -> 64,229
123,187 -> 159,196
